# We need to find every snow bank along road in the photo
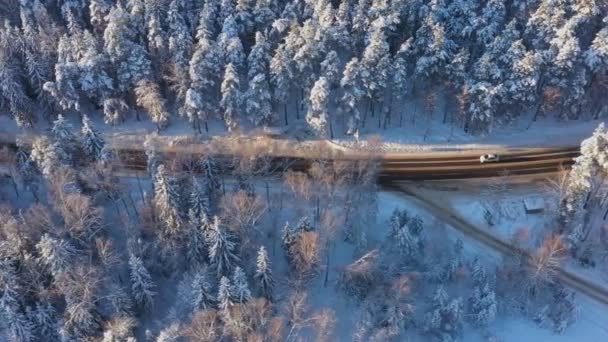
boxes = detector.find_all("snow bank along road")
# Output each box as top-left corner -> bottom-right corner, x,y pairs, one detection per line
383,182 -> 608,306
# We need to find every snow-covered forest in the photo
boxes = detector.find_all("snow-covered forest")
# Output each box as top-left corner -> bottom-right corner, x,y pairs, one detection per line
0,0 -> 607,137
0,114 -> 592,341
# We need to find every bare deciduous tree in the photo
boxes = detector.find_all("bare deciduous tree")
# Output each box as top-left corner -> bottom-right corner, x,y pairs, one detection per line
531,235 -> 567,285
290,231 -> 320,277
183,310 -> 220,342
58,194 -> 104,243
135,80 -> 169,131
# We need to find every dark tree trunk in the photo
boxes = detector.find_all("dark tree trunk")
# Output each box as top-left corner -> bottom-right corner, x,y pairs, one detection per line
284,103 -> 289,125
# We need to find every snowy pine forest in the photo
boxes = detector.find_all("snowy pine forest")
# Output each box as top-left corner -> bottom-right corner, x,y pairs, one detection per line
2,0 -> 608,341
0,0 -> 607,136
0,112 -> 586,341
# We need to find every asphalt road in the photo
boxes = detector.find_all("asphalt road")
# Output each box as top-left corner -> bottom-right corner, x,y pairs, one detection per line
0,130 -> 579,180
380,147 -> 579,180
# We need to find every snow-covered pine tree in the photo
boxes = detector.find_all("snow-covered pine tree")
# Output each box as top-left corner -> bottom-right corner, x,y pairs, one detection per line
15,143 -> 39,194
201,154 -> 221,206
361,28 -> 391,126
189,176 -> 211,223
245,32 -> 274,126
220,63 -> 242,131
296,216 -> 314,233
269,44 -> 291,124
51,114 -> 79,164
0,261 -> 35,342
218,275 -> 233,313
187,36 -> 222,132
235,0 -> 255,35
254,246 -> 274,300
424,286 -> 464,341
207,216 -> 240,276
36,234 -> 77,276
167,0 -> 193,70
128,253 -> 156,310
76,30 -> 114,106
247,32 -> 269,81
245,73 -> 273,127
153,164 -> 184,241
231,266 -> 252,303
548,282 -> 578,333
103,98 -> 130,125
253,0 -> 277,31
43,35 -> 81,112
104,3 -> 152,92
81,115 -> 105,162
196,0 -> 220,40
31,301 -> 59,341
340,57 -> 365,134
0,30 -> 34,128
89,0 -> 112,35
190,270 -> 216,311
30,137 -> 65,177
468,282 -> 497,327
307,76 -> 331,137
320,50 -> 340,88
293,20 -> 323,108
220,15 -> 245,70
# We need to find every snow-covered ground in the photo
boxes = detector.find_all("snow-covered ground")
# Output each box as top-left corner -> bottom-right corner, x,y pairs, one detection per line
2,169 -> 607,340
1,110 -> 604,153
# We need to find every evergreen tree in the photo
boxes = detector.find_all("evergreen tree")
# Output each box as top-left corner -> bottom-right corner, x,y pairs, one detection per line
51,114 -> 79,164
220,63 -> 242,131
207,216 -> 240,276
30,137 -> 66,177
424,287 -> 464,341
103,98 -> 130,125
128,253 -> 156,310
307,76 -> 331,137
340,57 -> 364,134
468,283 -> 497,327
153,164 -> 184,242
36,234 -> 76,276
247,32 -> 269,81
246,73 -> 273,127
218,276 -> 233,312
254,246 -> 274,300
81,115 -> 106,162
31,301 -> 59,341
201,154 -> 221,206
104,3 -> 152,92
189,176 -> 211,223
320,50 -> 340,88
361,28 -> 391,124
231,266 -> 251,303
190,270 -> 216,311
235,0 -> 256,36
187,37 -> 222,132
197,0 -> 220,40
167,0 -> 193,69
270,44 -> 291,124
77,30 -> 114,106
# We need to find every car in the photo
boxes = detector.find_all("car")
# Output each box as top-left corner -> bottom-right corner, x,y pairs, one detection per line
480,153 -> 500,163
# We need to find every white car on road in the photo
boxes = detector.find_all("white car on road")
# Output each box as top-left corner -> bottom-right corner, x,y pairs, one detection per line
480,154 -> 500,163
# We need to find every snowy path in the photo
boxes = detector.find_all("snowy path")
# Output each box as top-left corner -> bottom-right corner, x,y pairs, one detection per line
383,183 -> 608,305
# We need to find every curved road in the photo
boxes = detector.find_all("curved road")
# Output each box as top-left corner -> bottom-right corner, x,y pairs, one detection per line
384,183 -> 608,306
